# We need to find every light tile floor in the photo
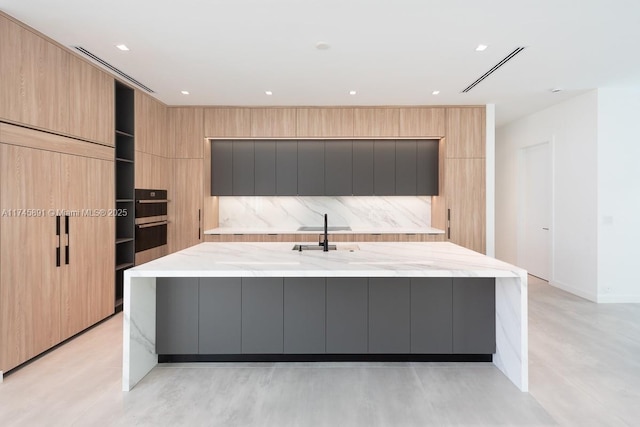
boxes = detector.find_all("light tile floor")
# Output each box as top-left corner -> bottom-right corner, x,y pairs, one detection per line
0,276 -> 638,426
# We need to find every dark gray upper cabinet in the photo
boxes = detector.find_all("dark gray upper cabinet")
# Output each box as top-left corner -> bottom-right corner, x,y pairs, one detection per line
210,139 -> 438,196
297,141 -> 325,195
211,141 -> 233,196
232,141 -> 254,195
353,140 -> 374,196
417,140 -> 439,195
395,140 -> 417,195
325,140 -> 353,196
254,141 -> 276,195
276,141 -> 298,195
374,141 -> 396,195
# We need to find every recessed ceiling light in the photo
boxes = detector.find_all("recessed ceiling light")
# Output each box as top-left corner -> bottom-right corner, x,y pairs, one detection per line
551,88 -> 562,93
349,90 -> 357,95
432,90 -> 440,95
475,44 -> 488,52
315,42 -> 330,50
115,44 -> 129,51
265,90 -> 273,96
181,90 -> 190,95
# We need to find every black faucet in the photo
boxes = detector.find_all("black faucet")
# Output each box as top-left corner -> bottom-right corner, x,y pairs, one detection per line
323,213 -> 329,252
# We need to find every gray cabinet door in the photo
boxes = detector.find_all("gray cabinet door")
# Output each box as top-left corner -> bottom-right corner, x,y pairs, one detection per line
452,278 -> 495,354
199,277 -> 241,354
241,278 -> 284,353
284,278 -> 326,353
254,141 -> 276,195
276,141 -> 297,195
395,140 -> 417,195
374,141 -> 395,195
211,141 -> 233,195
297,141 -> 324,195
353,140 -> 374,195
326,278 -> 368,353
156,277 -> 199,354
368,278 -> 411,353
232,141 -> 254,195
417,140 -> 439,195
411,278 -> 453,353
325,141 -> 353,196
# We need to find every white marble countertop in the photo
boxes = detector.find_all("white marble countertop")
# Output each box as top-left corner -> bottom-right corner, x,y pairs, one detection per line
127,242 -> 525,278
204,226 -> 445,235
123,241 -> 529,392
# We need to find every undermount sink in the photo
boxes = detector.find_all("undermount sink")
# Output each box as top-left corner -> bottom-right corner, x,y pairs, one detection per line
297,226 -> 352,231
292,244 -> 360,252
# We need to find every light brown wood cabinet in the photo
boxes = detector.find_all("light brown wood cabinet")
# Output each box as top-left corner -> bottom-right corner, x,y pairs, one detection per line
297,108 -> 354,137
135,151 -> 171,190
170,159 -> 203,252
444,158 -> 486,253
250,108 -> 296,137
135,92 -> 168,157
0,15 -> 69,134
0,127 -> 114,373
353,108 -> 399,137
399,108 -> 445,137
60,154 -> 114,340
204,108 -> 251,137
170,107 -> 204,159
437,107 -> 487,253
68,55 -> 115,146
445,107 -> 485,158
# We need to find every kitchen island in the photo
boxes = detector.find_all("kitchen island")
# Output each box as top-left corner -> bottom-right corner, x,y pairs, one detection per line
123,242 -> 528,391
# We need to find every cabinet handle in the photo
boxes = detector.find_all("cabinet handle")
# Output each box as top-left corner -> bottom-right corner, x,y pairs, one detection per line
447,209 -> 451,239
136,220 -> 169,229
65,215 -> 70,265
55,215 -> 61,267
198,209 -> 201,240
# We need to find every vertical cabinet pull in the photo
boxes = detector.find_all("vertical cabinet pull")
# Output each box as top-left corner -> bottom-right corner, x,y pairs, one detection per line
55,215 -> 61,267
65,215 -> 70,265
447,209 -> 451,240
198,209 -> 201,240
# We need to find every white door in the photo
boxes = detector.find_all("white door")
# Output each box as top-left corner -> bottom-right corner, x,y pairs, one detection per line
519,143 -> 551,280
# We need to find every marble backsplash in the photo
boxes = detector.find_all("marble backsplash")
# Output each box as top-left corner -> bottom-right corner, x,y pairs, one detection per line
218,196 -> 431,229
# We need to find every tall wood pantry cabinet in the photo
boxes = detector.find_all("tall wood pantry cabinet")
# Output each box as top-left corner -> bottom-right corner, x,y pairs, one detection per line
0,124 -> 114,374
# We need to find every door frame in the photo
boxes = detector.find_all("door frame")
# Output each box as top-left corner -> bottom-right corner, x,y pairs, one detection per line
517,138 -> 555,281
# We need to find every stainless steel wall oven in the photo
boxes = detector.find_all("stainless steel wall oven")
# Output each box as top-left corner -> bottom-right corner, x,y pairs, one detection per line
135,189 -> 168,252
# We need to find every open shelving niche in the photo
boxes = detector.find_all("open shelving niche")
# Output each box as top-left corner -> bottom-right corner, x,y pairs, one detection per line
114,82 -> 135,312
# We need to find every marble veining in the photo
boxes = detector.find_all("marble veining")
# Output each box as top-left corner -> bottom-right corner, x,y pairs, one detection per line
123,242 -> 528,392
218,196 -> 431,229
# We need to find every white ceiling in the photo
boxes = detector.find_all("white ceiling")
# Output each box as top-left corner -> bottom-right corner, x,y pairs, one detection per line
2,0 -> 640,126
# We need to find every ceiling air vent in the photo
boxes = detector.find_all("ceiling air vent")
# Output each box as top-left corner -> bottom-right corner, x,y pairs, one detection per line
461,47 -> 526,93
73,46 -> 155,93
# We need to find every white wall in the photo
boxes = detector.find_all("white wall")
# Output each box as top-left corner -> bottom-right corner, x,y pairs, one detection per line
496,91 -> 599,301
486,104 -> 496,257
596,88 -> 640,302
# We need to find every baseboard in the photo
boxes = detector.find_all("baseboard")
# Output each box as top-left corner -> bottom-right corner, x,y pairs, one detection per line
549,280 -> 598,302
159,354 -> 493,363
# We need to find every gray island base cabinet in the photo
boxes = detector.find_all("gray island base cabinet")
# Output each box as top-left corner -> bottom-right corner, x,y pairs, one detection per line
156,277 -> 495,357
123,242 -> 528,392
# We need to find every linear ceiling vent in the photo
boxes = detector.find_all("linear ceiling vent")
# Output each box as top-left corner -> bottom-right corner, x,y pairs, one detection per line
73,46 -> 155,93
461,47 -> 526,93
